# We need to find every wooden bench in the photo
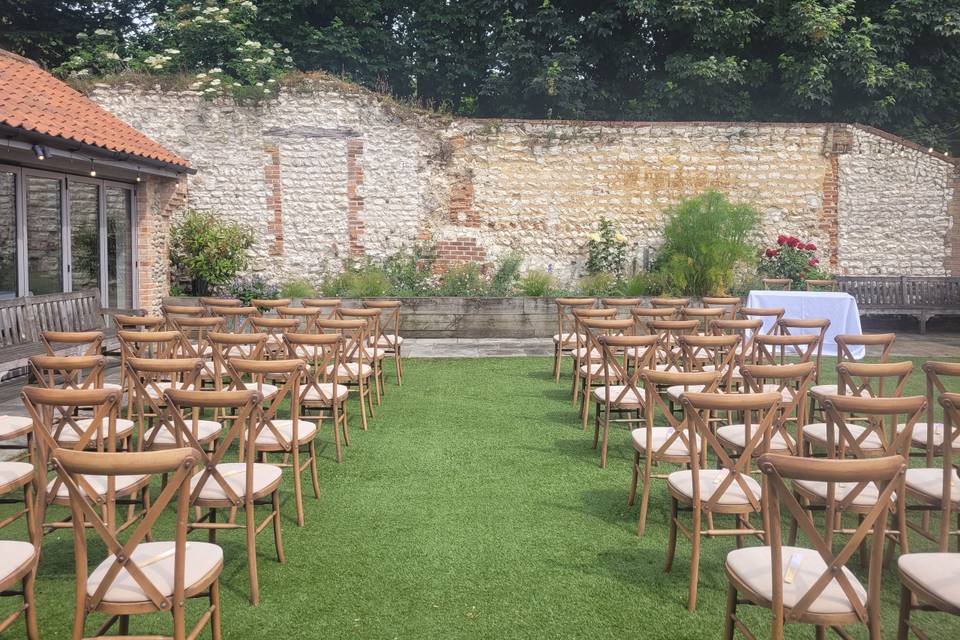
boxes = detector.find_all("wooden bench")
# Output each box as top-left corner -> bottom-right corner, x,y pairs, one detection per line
838,276 -> 960,334
0,289 -> 142,381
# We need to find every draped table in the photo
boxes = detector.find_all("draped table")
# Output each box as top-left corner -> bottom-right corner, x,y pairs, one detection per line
745,290 -> 864,358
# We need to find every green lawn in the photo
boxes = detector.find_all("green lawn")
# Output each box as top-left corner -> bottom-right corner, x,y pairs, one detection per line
22,356 -> 960,638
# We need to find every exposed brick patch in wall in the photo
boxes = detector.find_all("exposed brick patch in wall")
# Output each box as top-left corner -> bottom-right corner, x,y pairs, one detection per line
434,237 -> 487,270
947,164 -> 960,276
346,138 -> 365,258
819,126 -> 851,270
137,175 -> 187,312
264,144 -> 284,257
449,174 -> 479,227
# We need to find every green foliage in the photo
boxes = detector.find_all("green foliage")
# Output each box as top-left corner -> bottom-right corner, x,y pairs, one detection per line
517,270 -> 555,297
225,274 -> 279,304
279,277 -> 317,299
169,209 -> 254,294
438,263 -> 486,297
576,272 -> 616,297
487,251 -> 523,296
616,271 -> 666,297
655,192 -> 760,296
380,245 -> 437,297
585,217 -> 628,276
758,234 -> 833,289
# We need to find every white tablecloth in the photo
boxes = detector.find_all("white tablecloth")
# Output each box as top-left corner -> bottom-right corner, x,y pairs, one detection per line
745,290 -> 864,358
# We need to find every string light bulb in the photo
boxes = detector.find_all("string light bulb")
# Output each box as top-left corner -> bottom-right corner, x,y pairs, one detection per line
135,166 -> 141,182
88,158 -> 96,177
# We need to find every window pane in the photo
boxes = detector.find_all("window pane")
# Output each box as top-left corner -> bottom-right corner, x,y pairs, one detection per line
70,181 -> 100,292
26,176 -> 63,295
0,171 -> 16,297
105,187 -> 133,307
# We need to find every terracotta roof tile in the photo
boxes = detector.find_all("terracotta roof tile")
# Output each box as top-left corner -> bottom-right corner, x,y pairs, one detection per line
0,50 -> 190,169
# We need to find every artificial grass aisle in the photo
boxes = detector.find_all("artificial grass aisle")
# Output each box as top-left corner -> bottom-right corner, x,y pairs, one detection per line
30,357 -> 960,638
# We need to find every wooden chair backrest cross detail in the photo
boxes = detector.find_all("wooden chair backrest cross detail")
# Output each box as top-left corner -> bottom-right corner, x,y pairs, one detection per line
40,330 -> 103,357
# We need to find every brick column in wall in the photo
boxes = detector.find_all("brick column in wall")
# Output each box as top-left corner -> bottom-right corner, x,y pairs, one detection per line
136,175 -> 187,312
434,237 -> 487,269
346,138 -> 365,258
264,144 -> 284,256
819,126 -> 851,270
947,164 -> 960,276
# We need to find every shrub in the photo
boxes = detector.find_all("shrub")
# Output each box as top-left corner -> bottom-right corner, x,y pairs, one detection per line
279,278 -> 317,299
654,191 -> 759,296
586,217 -> 628,276
758,235 -> 833,289
577,272 -> 616,296
517,270 -> 555,297
487,251 -> 523,296
319,272 -> 351,297
382,245 -> 437,296
438,263 -> 486,296
225,274 -> 279,305
616,271 -> 666,296
170,209 -> 254,295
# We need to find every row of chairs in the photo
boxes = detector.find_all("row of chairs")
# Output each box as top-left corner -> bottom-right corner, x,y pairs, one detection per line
0,296 -> 408,638
549,297 -> 958,638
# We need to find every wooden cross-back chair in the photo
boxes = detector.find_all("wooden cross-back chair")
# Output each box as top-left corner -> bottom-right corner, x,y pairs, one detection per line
672,334 -> 739,402
669,391 -> 782,611
762,278 -> 792,290
725,453 -> 906,640
681,307 -> 726,335
809,333 -> 897,412
249,317 -> 299,359
170,316 -> 224,362
631,306 -> 677,333
301,298 -> 343,319
650,297 -> 690,311
363,299 -> 405,386
160,304 -> 206,329
552,297 -> 595,382
250,298 -> 291,315
778,317 -> 831,384
569,308 -> 617,406
710,319 -> 762,382
577,317 -> 635,428
0,411 -> 35,530
904,361 -> 960,460
630,369 -> 722,536
231,357 -> 319,527
805,279 -> 839,291
600,298 -> 641,318
208,332 -> 269,387
283,332 -> 350,463
316,318 -> 375,431
114,313 -> 166,333
125,357 -> 221,452
41,329 -> 103,356
702,296 -> 742,319
29,354 -> 104,392
339,307 -> 386,405
199,296 -> 242,310
164,388 -> 283,606
897,392 -> 960,638
277,306 -> 322,334
648,319 -> 699,374
0,526 -> 38,638
751,333 -> 819,369
791,394 -> 923,561
739,306 -> 785,335
718,362 -> 816,458
215,305 -> 260,333
118,329 -> 185,417
54,446 -> 222,640
21,386 -> 151,537
803,361 -> 914,459
586,331 -> 659,467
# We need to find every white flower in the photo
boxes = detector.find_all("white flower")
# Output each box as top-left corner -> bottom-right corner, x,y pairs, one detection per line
103,52 -> 120,60
76,32 -> 88,39
283,48 -> 290,53
189,82 -> 202,89
203,6 -> 218,12
244,40 -> 262,49
94,28 -> 112,36
209,67 -> 223,73
210,78 -> 221,86
256,58 -> 269,64
284,56 -> 292,62
587,232 -> 602,243
242,57 -> 253,62
267,78 -> 276,83
204,87 -> 216,93
217,18 -> 230,23
255,81 -> 263,86
164,48 -> 180,55
75,69 -> 90,76
233,82 -> 241,86
196,72 -> 207,78
614,233 -> 627,243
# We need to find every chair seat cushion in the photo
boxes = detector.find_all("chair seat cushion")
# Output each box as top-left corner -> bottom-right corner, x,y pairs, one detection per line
631,427 -> 697,456
553,333 -> 583,344
572,347 -> 600,359
726,545 -> 868,615
56,418 -> 136,443
184,341 -> 213,356
87,541 -> 223,603
255,419 -> 318,446
904,467 -> 960,505
717,424 -> 793,452
190,463 -> 282,501
592,385 -> 643,405
372,334 -> 404,347
48,473 -> 149,499
143,381 -> 175,400
324,363 -> 372,379
242,383 -> 278,399
667,469 -> 761,505
898,553 -> 960,610
0,541 -> 35,584
146,419 -> 222,445
793,479 -> 891,507
897,422 -> 957,448
0,461 -> 34,492
300,383 -> 350,403
0,415 -> 32,440
579,362 -> 611,376
666,384 -> 709,402
801,423 -> 883,450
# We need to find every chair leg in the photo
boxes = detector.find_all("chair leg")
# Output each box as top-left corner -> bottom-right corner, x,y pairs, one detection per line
724,582 -> 737,640
372,364 -> 382,406
332,411 -> 343,463
309,440 -> 321,499
665,498 -> 678,572
627,450 -> 639,507
272,490 -> 285,563
23,569 -> 39,640
638,460 -> 652,537
357,382 -> 369,431
397,346 -> 404,385
245,501 -> 260,606
897,583 -> 911,640
600,410 -> 610,469
210,577 -> 223,640
341,402 -> 351,447
292,446 -> 305,527
688,507 -> 702,612
553,344 -> 562,383
208,509 -> 217,543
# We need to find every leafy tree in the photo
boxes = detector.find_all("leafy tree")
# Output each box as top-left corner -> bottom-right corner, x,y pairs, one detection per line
169,209 -> 254,295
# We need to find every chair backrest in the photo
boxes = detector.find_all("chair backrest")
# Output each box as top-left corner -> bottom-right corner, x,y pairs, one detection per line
555,298 -> 596,347
741,362 -> 816,455
126,357 -> 204,449
836,360 -> 913,400
592,334 -> 660,406
579,317 -> 635,384
199,296 -> 242,309
777,318 -> 830,382
922,362 -> 960,461
710,318 -> 762,367
41,330 -> 103,356
54,446 -> 202,623
677,334 -> 739,389
250,298 -> 292,313
114,314 -> 166,332
822,394 -> 925,460
277,306 -> 322,333
339,308 -> 384,352
118,329 -> 183,359
600,298 -> 642,317
936,392 -> 960,550
805,279 -> 839,291
631,307 -> 676,333
249,317 -> 300,357
680,307 -> 726,334
701,296 -> 741,319
680,391 -> 782,511
29,354 -> 104,391
757,452 -> 905,632
161,305 -> 206,328
752,333 -> 819,367
169,316 -> 225,360
835,333 -> 895,363
649,297 -> 690,310
283,332 -> 343,406
301,298 -> 343,319
639,369 -> 723,461
648,319 -> 699,371
739,306 -> 785,334
363,299 -> 402,338
215,305 -> 260,333
762,278 -> 792,290
231,358 -> 307,449
316,318 -> 369,366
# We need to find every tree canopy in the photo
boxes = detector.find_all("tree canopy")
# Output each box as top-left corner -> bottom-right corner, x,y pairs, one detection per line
2,0 -> 957,151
